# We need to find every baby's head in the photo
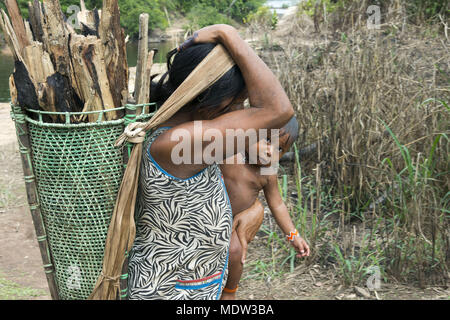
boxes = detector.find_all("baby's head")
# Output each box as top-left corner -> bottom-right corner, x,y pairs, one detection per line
278,116 -> 299,157
252,116 -> 299,167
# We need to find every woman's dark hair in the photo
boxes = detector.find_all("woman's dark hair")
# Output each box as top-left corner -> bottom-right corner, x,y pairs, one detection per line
150,43 -> 245,112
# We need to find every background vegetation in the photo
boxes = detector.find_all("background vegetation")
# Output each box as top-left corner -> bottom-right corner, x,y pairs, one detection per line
247,0 -> 449,290
1,0 -> 266,38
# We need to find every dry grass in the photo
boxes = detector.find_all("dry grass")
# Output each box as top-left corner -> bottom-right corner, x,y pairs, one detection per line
253,0 -> 449,288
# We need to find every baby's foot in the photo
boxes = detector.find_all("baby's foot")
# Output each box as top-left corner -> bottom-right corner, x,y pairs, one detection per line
220,291 -> 237,300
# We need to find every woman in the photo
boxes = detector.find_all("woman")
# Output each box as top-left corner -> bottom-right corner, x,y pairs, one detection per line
127,24 -> 294,300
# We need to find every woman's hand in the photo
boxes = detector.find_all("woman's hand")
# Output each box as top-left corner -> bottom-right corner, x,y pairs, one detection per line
178,25 -> 236,51
232,199 -> 264,265
194,24 -> 236,44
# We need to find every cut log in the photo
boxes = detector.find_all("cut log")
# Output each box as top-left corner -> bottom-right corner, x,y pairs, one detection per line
41,0 -> 83,115
45,72 -> 83,115
134,13 -> 149,104
22,42 -> 55,84
99,0 -> 129,109
78,5 -> 100,37
9,75 -> 18,106
0,9 -> 23,61
80,0 -> 87,11
28,1 -> 40,42
34,71 -> 84,123
21,41 -> 60,121
65,18 -> 77,35
140,50 -> 154,104
24,19 -> 34,43
28,0 -> 45,45
36,81 -> 58,116
5,0 -> 129,123
13,60 -> 39,111
37,1 -> 50,51
41,0 -> 71,77
5,0 -> 30,52
70,35 -> 118,121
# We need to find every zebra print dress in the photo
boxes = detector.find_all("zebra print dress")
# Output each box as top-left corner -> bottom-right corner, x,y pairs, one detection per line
127,127 -> 233,300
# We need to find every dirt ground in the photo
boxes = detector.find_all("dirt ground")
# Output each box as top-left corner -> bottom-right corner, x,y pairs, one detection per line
0,102 -> 448,300
0,103 -> 50,299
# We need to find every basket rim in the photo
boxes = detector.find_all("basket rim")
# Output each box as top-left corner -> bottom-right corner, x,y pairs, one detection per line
10,102 -> 158,128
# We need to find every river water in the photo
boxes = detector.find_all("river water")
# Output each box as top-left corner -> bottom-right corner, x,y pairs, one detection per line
0,0 -> 300,102
267,0 -> 301,15
0,51 -> 14,102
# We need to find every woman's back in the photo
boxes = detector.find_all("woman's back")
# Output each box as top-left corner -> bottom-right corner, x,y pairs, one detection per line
128,127 -> 233,300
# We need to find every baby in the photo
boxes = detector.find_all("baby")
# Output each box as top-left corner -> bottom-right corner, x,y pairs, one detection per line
220,116 -> 310,300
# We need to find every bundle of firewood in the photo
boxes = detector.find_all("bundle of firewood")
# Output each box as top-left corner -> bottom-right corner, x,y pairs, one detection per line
0,0 -> 143,123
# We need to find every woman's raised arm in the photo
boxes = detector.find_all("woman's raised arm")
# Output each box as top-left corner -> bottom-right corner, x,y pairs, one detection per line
201,25 -> 294,128
151,25 -> 294,178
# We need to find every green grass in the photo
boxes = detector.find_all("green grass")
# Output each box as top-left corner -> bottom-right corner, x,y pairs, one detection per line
378,117 -> 449,285
0,274 -> 46,300
0,182 -> 26,209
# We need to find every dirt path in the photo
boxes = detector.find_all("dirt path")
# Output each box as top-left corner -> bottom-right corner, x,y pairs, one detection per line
0,103 -> 17,148
0,103 -> 50,299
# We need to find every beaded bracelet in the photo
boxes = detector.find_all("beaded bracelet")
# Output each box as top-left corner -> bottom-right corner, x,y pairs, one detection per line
286,230 -> 299,242
223,286 -> 238,294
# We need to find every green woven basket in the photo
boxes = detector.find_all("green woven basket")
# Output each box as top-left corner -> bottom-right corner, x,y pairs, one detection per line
10,104 -> 156,300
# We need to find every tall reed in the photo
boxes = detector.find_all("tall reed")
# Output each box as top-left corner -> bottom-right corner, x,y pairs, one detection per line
258,0 -> 449,286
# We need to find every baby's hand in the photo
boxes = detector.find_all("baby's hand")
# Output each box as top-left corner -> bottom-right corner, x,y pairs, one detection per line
290,237 -> 310,258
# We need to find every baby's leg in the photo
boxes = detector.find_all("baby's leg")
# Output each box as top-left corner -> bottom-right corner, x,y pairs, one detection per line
221,200 -> 264,300
221,231 -> 243,300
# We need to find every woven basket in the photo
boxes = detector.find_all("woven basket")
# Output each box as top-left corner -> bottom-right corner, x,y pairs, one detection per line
10,104 -> 156,300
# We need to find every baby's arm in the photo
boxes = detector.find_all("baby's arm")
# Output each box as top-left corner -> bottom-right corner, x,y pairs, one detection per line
263,175 -> 310,258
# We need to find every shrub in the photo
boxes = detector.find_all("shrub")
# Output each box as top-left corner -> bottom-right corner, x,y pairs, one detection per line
2,0 -> 265,39
245,6 -> 278,30
185,3 -> 232,30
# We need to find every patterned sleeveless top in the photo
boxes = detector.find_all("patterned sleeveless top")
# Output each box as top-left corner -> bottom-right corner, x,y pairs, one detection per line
127,127 -> 232,300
